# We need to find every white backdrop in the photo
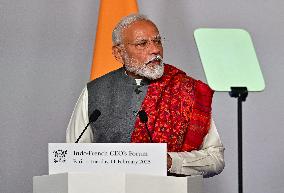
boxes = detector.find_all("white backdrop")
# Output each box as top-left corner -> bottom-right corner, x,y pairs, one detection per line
1,1 -> 284,193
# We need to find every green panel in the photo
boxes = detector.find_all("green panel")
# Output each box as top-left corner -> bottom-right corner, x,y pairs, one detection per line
194,28 -> 265,92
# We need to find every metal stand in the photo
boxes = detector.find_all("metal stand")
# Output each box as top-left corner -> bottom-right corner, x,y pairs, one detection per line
229,87 -> 248,193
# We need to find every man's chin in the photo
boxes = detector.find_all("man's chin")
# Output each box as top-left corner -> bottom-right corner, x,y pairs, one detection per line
145,73 -> 163,80
138,64 -> 164,80
125,62 -> 164,80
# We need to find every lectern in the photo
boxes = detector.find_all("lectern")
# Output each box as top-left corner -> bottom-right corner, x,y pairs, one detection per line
33,143 -> 203,193
33,172 -> 203,193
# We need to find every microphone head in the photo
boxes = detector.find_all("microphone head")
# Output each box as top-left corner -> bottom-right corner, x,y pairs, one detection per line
138,110 -> 148,123
89,109 -> 101,122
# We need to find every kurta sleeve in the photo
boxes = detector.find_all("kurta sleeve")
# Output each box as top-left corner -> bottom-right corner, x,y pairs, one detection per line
168,118 -> 225,177
66,86 -> 93,143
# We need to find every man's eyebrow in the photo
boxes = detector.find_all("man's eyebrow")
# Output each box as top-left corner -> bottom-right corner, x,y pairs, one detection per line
134,34 -> 161,42
134,37 -> 147,42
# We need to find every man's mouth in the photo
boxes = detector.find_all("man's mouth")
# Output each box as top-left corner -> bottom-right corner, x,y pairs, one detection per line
148,59 -> 160,65
145,55 -> 163,65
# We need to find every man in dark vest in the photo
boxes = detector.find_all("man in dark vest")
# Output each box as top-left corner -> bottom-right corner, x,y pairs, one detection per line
66,14 -> 224,177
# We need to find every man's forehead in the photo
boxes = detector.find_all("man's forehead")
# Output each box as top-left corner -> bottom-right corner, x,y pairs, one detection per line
122,20 -> 160,41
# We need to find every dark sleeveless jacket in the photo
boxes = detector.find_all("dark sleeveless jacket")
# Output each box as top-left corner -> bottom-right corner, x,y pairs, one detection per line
87,68 -> 149,143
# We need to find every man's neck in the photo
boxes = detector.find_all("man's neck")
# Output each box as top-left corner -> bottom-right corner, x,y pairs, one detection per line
125,70 -> 145,80
124,70 -> 152,86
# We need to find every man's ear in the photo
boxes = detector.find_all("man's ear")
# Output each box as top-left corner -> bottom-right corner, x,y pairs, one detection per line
112,46 -> 123,64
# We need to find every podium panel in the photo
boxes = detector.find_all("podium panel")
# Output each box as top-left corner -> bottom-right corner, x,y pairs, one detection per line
125,174 -> 202,193
33,172 -> 203,193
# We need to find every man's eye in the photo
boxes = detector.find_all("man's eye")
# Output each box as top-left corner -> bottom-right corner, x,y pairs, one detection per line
153,39 -> 162,45
136,41 -> 147,47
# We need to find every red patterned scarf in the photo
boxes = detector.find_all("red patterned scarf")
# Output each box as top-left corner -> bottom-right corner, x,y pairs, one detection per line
131,64 -> 214,152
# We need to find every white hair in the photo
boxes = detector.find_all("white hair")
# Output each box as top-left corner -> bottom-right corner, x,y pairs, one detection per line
112,14 -> 151,46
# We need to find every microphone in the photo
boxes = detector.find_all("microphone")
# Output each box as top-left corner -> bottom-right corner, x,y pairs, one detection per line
75,109 -> 101,143
89,109 -> 101,123
138,110 -> 153,142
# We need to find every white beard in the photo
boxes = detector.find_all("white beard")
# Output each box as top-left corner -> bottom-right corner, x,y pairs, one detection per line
124,55 -> 164,80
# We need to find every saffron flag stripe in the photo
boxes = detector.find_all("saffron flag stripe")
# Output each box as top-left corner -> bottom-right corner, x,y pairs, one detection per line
90,0 -> 139,80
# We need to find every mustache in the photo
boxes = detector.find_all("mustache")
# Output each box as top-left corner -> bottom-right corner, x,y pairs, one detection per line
145,55 -> 163,65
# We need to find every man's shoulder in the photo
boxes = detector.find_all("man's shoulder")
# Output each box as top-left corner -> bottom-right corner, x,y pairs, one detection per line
164,64 -> 213,95
87,67 -> 124,88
